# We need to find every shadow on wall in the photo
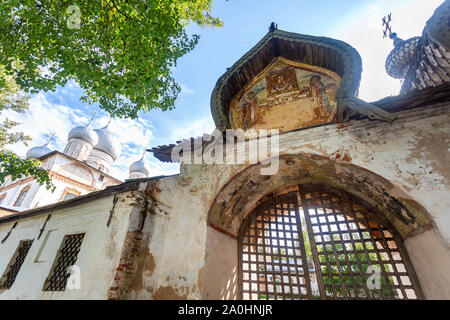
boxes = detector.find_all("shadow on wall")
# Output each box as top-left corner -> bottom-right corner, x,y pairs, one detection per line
204,225 -> 238,300
220,266 -> 238,300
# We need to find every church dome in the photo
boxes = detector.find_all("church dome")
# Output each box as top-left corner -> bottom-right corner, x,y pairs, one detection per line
26,141 -> 51,159
67,121 -> 98,146
385,34 -> 421,79
93,123 -> 121,161
129,153 -> 149,176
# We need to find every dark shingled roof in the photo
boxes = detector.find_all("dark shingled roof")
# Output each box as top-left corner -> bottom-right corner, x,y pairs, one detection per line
0,175 -> 178,225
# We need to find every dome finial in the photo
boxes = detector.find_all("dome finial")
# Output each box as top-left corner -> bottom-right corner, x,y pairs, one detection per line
44,132 -> 56,146
382,13 -> 405,47
26,133 -> 54,159
140,149 -> 146,160
103,117 -> 112,129
382,13 -> 393,39
88,112 -> 97,126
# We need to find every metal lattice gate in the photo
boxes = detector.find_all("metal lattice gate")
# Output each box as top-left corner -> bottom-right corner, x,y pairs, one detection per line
238,184 -> 424,300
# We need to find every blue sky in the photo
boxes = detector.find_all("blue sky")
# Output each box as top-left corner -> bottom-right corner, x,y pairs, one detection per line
3,0 -> 444,180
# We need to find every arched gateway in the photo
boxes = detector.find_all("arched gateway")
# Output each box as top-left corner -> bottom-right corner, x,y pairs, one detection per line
206,153 -> 432,300
238,184 -> 424,300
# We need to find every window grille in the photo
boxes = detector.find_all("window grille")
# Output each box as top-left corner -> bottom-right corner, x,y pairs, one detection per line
0,240 -> 33,289
43,233 -> 85,291
238,184 -> 424,300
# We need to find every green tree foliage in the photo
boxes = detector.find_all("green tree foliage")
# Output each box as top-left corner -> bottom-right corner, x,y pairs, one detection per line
0,151 -> 54,190
0,67 -> 31,147
0,0 -> 222,119
0,68 -> 54,190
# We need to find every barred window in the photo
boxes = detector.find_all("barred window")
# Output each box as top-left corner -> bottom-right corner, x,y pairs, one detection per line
0,240 -> 33,289
43,233 -> 85,291
239,185 -> 424,300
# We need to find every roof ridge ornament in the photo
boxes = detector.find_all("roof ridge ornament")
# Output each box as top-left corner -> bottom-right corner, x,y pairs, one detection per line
382,13 -> 404,47
382,13 -> 392,39
44,132 -> 56,147
269,22 -> 278,32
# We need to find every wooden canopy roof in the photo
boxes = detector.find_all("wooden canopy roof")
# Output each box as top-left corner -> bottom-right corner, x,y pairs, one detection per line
210,28 -> 364,129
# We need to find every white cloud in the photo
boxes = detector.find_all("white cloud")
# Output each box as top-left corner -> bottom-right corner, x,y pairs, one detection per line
1,92 -> 177,181
332,0 -> 444,101
170,116 -> 216,142
1,93 -> 87,156
179,83 -> 195,95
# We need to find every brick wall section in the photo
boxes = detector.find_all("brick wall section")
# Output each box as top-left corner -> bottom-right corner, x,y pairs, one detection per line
108,190 -> 148,300
108,230 -> 143,300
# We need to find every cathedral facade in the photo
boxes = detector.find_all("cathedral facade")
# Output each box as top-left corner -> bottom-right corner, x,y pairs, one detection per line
0,2 -> 449,300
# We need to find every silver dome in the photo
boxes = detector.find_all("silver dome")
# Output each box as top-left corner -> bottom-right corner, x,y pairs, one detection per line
68,122 -> 98,146
129,153 -> 149,176
93,124 -> 121,160
26,143 -> 51,159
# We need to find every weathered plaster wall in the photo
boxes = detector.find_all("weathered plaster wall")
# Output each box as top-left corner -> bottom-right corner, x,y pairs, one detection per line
0,193 -> 134,299
204,226 -> 238,300
140,103 -> 449,300
1,103 -> 447,300
404,228 -> 450,299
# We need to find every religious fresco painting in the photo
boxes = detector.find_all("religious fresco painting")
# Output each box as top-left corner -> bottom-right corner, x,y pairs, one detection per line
229,58 -> 341,132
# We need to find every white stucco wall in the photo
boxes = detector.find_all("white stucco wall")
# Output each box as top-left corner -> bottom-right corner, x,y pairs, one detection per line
0,194 -> 132,299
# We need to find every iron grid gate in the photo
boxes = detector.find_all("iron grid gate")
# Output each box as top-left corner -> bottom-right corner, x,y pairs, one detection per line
238,184 -> 424,300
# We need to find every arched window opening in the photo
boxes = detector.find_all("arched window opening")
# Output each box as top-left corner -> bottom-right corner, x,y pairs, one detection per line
238,184 -> 424,300
14,185 -> 30,207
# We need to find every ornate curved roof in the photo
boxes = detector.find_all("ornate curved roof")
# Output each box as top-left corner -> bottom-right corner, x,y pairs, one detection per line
210,28 -> 367,129
385,36 -> 421,79
386,1 -> 450,93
